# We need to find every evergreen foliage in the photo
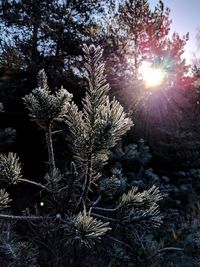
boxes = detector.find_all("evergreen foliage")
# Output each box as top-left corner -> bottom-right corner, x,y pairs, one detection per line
0,1 -> 199,265
0,44 -> 164,266
117,185 -> 162,229
103,0 -> 189,89
23,69 -> 72,174
23,69 -> 72,129
0,189 -> 11,210
0,103 -> 16,151
63,211 -> 111,248
0,153 -> 22,185
0,228 -> 39,267
65,44 -> 132,207
44,167 -> 63,192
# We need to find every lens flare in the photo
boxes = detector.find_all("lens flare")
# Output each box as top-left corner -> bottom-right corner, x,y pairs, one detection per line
139,62 -> 165,88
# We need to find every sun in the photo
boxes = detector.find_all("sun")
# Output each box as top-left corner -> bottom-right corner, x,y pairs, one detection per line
139,62 -> 165,88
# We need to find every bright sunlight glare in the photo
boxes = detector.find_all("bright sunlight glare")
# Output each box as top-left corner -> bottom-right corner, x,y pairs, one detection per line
139,62 -> 165,89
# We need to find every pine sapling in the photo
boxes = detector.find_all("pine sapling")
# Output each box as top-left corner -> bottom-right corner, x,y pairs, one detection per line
65,44 -> 133,208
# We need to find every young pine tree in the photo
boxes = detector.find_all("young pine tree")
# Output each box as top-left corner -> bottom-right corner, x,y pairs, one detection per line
0,44 -> 163,267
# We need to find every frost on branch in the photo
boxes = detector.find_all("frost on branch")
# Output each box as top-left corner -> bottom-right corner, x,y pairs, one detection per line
65,44 -> 133,174
0,153 -> 22,185
63,212 -> 111,248
117,185 -> 163,230
0,189 -> 11,210
23,69 -> 72,129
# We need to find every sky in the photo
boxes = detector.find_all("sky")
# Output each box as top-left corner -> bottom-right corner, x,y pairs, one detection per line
149,0 -> 200,63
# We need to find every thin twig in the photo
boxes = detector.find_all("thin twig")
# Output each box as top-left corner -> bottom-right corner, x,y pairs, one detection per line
46,125 -> 55,175
19,178 -> 49,191
89,196 -> 102,207
91,206 -> 116,212
149,247 -> 184,260
0,213 -> 55,221
76,155 -> 92,211
105,234 -> 133,250
90,212 -> 118,223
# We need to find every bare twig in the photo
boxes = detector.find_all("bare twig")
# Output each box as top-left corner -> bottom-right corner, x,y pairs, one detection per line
19,178 -> 49,191
90,212 -> 117,223
0,213 -> 55,221
91,206 -> 116,212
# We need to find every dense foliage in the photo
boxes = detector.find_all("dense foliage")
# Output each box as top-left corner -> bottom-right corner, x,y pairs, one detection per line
0,0 -> 200,266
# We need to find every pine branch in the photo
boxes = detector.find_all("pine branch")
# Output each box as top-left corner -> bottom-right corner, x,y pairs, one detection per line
63,212 -> 111,248
0,213 -> 56,221
0,189 -> 11,210
77,153 -> 92,209
65,44 -> 133,211
64,162 -> 78,204
23,70 -> 72,175
149,247 -> 184,260
89,196 -> 102,207
91,206 -> 116,212
0,153 -> 22,184
18,178 -> 49,192
105,234 -> 133,250
45,125 -> 55,175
